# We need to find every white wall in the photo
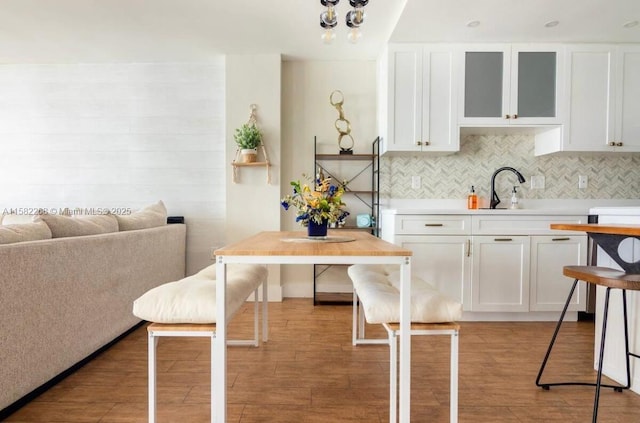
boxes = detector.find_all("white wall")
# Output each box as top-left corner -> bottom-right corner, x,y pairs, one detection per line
0,62 -> 226,275
225,54 -> 283,301
280,60 -> 378,297
0,58 -> 377,298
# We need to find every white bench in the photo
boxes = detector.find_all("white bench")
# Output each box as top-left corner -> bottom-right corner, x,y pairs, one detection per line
347,264 -> 462,423
133,263 -> 268,423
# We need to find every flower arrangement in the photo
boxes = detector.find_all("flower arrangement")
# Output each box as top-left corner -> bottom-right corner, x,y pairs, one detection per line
281,173 -> 349,226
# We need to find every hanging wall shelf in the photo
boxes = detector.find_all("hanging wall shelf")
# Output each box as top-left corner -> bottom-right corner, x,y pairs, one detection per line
231,104 -> 271,184
232,144 -> 271,184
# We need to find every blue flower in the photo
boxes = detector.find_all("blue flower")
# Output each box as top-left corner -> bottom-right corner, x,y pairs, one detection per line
281,201 -> 289,211
296,213 -> 309,222
329,185 -> 336,196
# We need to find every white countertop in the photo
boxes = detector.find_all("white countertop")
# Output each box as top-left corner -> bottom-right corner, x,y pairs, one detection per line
381,208 -> 587,215
381,199 -> 640,216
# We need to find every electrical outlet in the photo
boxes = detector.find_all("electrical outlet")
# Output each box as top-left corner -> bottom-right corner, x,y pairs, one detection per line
578,175 -> 588,189
531,175 -> 545,189
411,176 -> 421,189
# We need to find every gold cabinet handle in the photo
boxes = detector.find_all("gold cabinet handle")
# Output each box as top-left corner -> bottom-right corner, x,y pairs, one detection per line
424,223 -> 444,227
416,141 -> 422,146
617,142 -> 623,147
505,114 -> 511,119
423,141 -> 430,146
494,238 -> 513,241
513,114 -> 518,119
609,141 -> 616,146
552,237 -> 570,241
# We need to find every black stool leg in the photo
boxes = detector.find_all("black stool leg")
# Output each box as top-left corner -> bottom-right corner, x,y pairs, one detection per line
593,287 -> 611,422
536,278 -> 580,389
536,281 -> 627,392
622,289 -> 636,389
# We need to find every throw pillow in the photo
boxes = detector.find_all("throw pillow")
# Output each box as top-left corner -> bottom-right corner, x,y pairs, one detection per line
0,221 -> 53,244
116,200 -> 167,231
1,214 -> 36,225
35,214 -> 119,238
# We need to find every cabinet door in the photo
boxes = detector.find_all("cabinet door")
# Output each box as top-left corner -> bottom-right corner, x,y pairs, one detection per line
470,235 -> 530,312
422,48 -> 458,152
563,45 -> 616,152
530,235 -> 587,312
395,235 -> 470,307
460,45 -> 510,125
387,44 -> 423,153
385,44 -> 458,153
510,46 -> 563,125
614,46 -> 640,151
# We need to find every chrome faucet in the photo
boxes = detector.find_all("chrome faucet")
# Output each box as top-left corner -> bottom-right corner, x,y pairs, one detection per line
490,167 -> 526,209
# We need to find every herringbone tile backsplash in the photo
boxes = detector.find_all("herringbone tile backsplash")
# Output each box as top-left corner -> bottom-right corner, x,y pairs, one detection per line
380,134 -> 640,200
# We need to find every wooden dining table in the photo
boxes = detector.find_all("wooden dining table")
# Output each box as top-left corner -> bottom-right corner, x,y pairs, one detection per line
214,230 -> 413,422
551,223 -> 640,273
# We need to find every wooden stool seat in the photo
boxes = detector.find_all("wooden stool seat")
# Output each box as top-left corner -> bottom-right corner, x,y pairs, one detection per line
537,265 -> 640,423
563,265 -> 640,290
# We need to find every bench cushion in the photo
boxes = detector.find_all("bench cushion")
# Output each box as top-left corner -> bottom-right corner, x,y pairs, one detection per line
348,264 -> 462,324
133,263 -> 267,324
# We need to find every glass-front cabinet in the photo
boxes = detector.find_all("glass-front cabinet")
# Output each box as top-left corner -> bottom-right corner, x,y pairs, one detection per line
460,44 -> 564,126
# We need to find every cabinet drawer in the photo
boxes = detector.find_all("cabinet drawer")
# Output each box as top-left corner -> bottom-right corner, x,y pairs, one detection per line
395,215 -> 471,235
472,215 -> 587,235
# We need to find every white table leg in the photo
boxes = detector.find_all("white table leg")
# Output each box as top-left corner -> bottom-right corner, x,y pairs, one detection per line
262,277 -> 268,343
399,257 -> 411,422
148,332 -> 157,423
214,259 -> 227,423
450,331 -> 459,423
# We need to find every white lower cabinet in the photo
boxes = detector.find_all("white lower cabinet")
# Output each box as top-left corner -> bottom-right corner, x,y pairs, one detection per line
395,235 -> 470,308
382,213 -> 588,318
530,235 -> 587,311
469,235 -> 530,312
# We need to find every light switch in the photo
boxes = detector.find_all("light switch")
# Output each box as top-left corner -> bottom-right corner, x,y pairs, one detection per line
578,175 -> 588,189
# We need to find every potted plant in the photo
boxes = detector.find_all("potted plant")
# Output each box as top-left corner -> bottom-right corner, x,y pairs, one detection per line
234,123 -> 262,163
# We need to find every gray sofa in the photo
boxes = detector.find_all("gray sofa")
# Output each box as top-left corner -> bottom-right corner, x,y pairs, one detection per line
0,223 -> 186,413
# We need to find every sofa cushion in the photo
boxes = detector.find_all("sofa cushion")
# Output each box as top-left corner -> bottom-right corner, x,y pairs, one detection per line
116,201 -> 167,231
133,264 -> 267,324
348,264 -> 463,324
0,221 -> 53,244
35,214 -> 119,238
1,214 -> 36,225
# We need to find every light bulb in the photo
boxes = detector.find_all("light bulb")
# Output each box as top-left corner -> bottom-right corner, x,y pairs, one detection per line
321,29 -> 336,44
347,27 -> 361,43
320,7 -> 338,28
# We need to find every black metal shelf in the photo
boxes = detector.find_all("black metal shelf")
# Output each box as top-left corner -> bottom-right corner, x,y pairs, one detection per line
312,136 -> 380,305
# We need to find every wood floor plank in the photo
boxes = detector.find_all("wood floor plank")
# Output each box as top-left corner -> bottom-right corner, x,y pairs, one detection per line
5,299 -> 640,422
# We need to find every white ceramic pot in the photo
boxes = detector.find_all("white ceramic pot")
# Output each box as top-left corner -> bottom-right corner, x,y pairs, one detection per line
241,148 -> 258,163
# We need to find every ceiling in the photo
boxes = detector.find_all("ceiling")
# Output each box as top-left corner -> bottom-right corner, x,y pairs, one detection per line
0,0 -> 638,64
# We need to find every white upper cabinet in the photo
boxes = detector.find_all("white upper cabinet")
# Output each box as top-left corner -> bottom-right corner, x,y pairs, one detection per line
459,44 -> 564,126
555,45 -> 616,153
379,44 -> 458,154
535,45 -> 640,155
614,46 -> 640,152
